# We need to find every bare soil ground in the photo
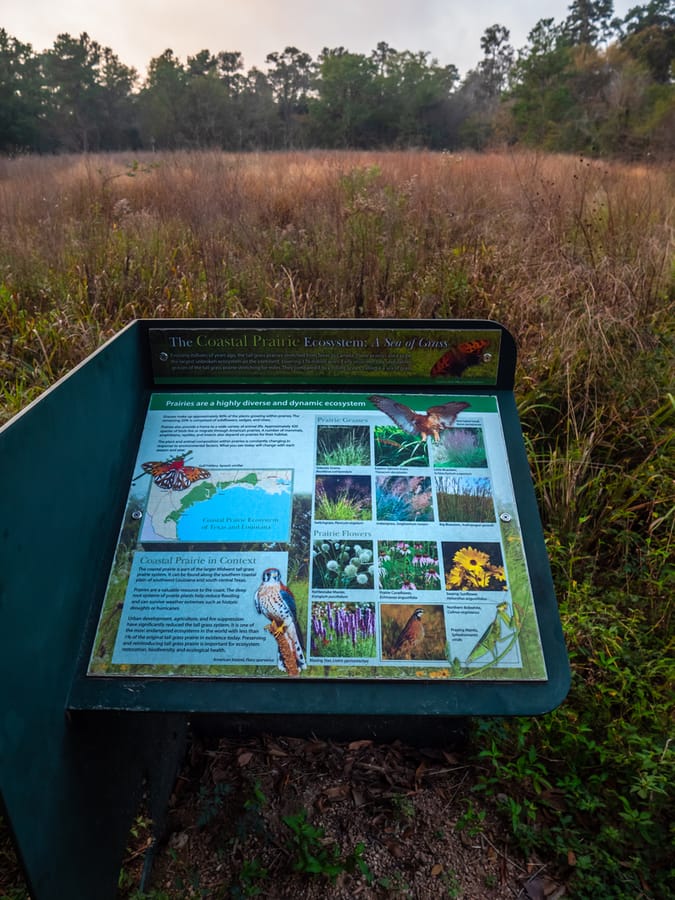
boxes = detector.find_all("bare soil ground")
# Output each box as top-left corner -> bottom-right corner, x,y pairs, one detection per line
122,733 -> 565,899
1,733 -> 566,899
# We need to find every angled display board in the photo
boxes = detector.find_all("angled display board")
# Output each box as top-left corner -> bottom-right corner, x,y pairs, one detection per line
68,319 -> 569,715
1,318 -> 569,899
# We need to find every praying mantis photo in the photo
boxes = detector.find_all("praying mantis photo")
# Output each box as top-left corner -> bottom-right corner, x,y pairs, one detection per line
466,600 -> 523,665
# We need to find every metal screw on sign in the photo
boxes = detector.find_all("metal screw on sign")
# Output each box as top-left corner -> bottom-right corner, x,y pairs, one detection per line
159,352 -> 168,361
131,510 -> 143,520
500,512 -> 512,522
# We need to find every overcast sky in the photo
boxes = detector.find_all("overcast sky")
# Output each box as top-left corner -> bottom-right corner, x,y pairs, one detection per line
4,0 -> 635,79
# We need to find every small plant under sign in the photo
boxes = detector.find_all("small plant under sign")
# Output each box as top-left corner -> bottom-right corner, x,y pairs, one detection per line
282,809 -> 372,883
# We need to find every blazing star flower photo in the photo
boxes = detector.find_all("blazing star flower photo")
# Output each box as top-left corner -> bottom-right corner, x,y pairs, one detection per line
310,601 -> 377,658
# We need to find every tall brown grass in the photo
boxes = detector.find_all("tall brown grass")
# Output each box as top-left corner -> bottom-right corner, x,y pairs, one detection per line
1,151 -> 671,372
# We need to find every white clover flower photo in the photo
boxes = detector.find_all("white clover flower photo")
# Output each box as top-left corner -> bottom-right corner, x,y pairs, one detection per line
311,539 -> 375,590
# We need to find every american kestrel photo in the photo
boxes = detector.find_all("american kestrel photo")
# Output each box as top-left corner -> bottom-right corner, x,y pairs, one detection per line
254,567 -> 307,676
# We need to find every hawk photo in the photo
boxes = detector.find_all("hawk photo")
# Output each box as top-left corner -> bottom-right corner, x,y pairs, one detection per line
370,395 -> 470,442
254,567 -> 307,676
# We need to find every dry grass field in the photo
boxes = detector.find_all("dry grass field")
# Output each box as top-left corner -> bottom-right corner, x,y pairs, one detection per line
0,150 -> 672,899
0,150 -> 671,419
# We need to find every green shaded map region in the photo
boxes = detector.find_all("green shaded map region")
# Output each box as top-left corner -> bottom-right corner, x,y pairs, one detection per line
140,470 -> 292,543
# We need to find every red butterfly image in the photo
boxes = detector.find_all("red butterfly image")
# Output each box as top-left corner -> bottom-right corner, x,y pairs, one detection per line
136,452 -> 211,491
430,339 -> 490,377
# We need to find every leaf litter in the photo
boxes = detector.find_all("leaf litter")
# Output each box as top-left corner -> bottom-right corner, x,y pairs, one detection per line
118,733 -> 567,899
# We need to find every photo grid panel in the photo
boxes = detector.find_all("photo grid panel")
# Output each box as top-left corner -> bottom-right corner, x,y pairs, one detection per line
307,399 -> 526,676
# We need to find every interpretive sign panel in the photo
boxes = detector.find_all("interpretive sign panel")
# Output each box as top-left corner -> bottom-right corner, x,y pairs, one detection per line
88,389 -> 547,682
149,325 -> 502,385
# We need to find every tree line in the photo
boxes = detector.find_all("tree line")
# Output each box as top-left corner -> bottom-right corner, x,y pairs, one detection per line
1,1 -> 672,158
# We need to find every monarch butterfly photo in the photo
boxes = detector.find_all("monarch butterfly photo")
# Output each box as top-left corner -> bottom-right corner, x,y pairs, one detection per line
430,338 -> 490,377
136,451 -> 211,491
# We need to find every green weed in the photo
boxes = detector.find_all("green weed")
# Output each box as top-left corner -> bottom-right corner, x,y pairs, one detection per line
236,779 -> 268,841
282,809 -> 372,884
454,799 -> 486,837
441,869 -> 461,898
232,858 -> 268,898
376,872 -> 412,895
390,794 -> 415,820
197,782 -> 232,828
282,810 -> 344,880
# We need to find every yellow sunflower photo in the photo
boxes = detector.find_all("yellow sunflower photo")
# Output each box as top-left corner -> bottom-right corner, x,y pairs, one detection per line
442,542 -> 507,592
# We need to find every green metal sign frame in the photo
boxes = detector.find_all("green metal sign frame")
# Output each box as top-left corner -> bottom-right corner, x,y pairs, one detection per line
0,318 -> 569,899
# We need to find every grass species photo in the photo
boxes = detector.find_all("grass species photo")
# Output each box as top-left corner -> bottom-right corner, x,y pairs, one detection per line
311,540 -> 374,590
378,540 -> 441,591
310,602 -> 376,658
314,475 -> 371,521
443,542 -> 507,592
381,604 -> 447,660
315,426 -> 370,467
375,475 -> 433,522
436,474 -> 495,523
373,425 -> 430,466
431,427 -> 487,468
